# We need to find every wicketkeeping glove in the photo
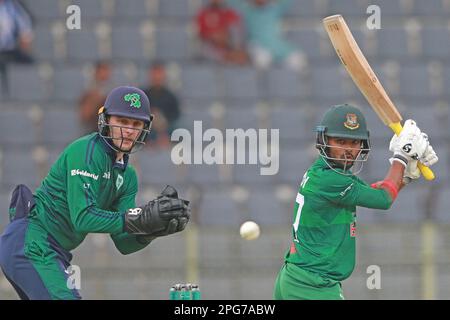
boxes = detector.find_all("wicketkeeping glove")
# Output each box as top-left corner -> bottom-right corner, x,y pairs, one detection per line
389,120 -> 428,167
124,185 -> 190,237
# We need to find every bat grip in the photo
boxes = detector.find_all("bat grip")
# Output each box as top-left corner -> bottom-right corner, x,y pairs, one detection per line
388,122 -> 435,181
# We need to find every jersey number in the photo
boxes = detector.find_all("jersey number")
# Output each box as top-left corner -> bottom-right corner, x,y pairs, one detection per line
293,174 -> 309,242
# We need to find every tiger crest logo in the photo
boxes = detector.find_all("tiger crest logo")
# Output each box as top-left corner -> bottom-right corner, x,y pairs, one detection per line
344,113 -> 360,130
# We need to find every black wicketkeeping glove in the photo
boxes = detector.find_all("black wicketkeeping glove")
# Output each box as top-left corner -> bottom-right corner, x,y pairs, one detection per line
124,185 -> 190,237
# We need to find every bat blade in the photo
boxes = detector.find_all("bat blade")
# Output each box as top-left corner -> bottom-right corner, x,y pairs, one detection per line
323,14 -> 435,181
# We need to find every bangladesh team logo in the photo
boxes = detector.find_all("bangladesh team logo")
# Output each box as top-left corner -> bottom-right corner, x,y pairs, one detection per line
124,93 -> 141,108
344,113 -> 360,130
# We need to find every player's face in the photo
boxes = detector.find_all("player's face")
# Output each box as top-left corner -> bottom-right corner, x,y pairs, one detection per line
108,115 -> 145,151
327,137 -> 362,165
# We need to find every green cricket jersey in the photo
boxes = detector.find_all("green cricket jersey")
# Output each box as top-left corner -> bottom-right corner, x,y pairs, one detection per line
285,156 -> 393,281
31,133 -> 149,254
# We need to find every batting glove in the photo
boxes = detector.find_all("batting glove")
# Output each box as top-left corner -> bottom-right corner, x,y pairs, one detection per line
389,120 -> 428,167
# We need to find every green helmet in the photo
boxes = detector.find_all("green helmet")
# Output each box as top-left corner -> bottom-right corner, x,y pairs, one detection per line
315,104 -> 371,174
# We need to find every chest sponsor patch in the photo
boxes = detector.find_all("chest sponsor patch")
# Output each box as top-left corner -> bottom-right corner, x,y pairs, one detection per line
71,169 -> 99,180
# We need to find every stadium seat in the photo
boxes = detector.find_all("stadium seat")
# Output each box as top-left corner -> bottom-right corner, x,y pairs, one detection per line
223,106 -> 262,129
285,28 -> 321,60
376,27 -> 410,59
223,67 -> 261,101
66,30 -> 101,62
22,0 -> 64,20
32,26 -> 57,61
326,0 -> 370,16
277,148 -> 317,185
41,110 -> 84,147
435,187 -> 450,223
158,0 -> 196,19
263,67 -> 309,100
154,26 -> 191,61
270,107 -> 319,141
1,150 -> 40,190
137,149 -> 184,186
367,0 -> 407,16
180,65 -> 221,100
0,191 -> 11,227
420,27 -> 450,59
398,64 -> 433,99
248,190 -> 291,225
197,191 -> 241,225
70,0 -> 106,20
52,67 -> 88,103
0,110 -> 37,147
7,65 -> 47,102
413,0 -> 449,16
186,163 -> 223,186
111,25 -> 147,62
285,0 -> 324,18
113,0 -> 151,18
311,65 -> 353,101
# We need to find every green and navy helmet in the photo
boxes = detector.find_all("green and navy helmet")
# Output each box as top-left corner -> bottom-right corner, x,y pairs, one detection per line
315,104 -> 371,174
98,86 -> 154,153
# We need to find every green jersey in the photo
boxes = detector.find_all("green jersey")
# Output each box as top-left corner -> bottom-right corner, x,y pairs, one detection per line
285,157 -> 393,281
32,133 -> 149,254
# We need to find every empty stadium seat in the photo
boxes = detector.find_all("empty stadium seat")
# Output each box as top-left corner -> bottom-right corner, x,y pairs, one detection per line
376,27 -> 410,59
0,110 -> 37,147
277,148 -> 317,185
270,107 -> 318,141
7,65 -> 47,101
52,67 -> 88,103
113,0 -> 152,18
137,149 -> 184,186
263,67 -> 309,100
420,27 -> 450,59
368,0 -> 408,16
159,0 -> 196,19
197,191 -> 241,225
223,67 -> 261,101
41,110 -> 83,147
70,0 -> 106,20
66,30 -> 101,62
285,28 -> 321,60
32,26 -> 57,61
413,0 -> 449,16
111,25 -> 147,62
154,26 -> 191,61
248,190 -> 291,225
285,0 -> 325,18
326,0 -> 370,16
1,150 -> 40,190
180,65 -> 221,100
398,65 -> 433,99
22,0 -> 64,20
311,65 -> 353,101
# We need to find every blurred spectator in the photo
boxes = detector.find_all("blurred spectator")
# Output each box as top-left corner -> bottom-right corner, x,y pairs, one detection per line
0,0 -> 34,95
196,0 -> 248,65
142,61 -> 181,149
79,61 -> 112,134
227,0 -> 306,71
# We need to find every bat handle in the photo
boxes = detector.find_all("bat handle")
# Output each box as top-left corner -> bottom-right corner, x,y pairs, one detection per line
388,122 -> 435,181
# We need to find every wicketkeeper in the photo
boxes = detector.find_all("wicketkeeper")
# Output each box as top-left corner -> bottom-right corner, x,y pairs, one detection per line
0,86 -> 191,299
273,104 -> 438,300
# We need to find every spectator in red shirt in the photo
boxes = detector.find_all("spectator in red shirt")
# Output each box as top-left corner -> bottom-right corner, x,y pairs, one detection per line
196,0 -> 248,65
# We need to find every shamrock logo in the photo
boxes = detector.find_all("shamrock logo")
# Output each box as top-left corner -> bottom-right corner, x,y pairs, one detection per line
124,93 -> 141,108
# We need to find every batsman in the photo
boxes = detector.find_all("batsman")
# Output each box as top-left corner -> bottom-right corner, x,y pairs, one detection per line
273,104 -> 438,300
0,86 -> 191,299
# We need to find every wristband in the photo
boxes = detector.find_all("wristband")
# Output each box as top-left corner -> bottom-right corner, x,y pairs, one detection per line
378,179 -> 399,201
393,154 -> 408,168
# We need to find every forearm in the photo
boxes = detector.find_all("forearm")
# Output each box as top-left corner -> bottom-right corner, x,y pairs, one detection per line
111,232 -> 152,255
71,207 -> 124,234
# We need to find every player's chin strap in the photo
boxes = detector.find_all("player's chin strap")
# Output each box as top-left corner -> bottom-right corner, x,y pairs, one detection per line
316,132 -> 370,176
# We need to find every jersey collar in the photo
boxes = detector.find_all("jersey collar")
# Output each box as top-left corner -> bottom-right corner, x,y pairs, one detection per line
97,133 -> 130,171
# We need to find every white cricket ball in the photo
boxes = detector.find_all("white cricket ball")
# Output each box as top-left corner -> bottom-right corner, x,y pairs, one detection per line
239,221 -> 260,240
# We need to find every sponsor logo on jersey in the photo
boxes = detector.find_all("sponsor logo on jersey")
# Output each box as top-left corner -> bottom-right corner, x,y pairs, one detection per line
124,93 -> 141,108
127,208 -> 142,216
116,174 -> 124,190
71,169 -> 99,180
344,113 -> 359,130
340,183 -> 354,197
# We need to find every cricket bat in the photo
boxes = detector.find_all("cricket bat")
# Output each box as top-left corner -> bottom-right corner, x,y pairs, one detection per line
323,14 -> 435,180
